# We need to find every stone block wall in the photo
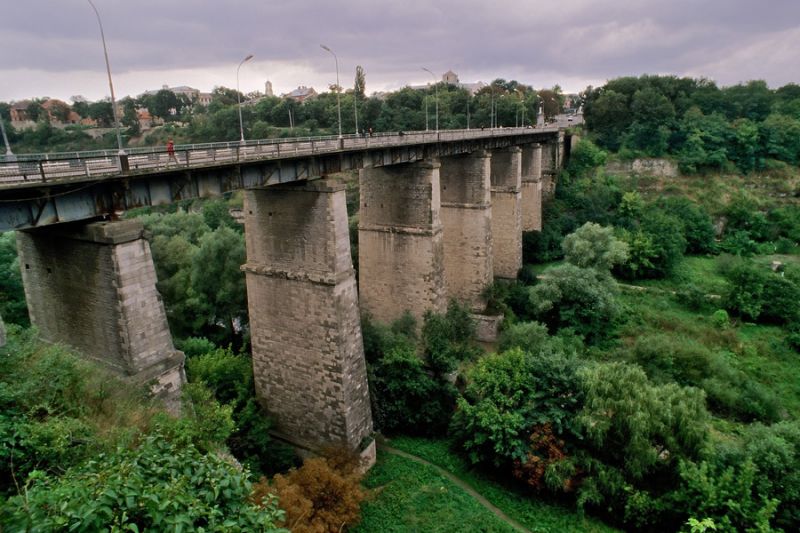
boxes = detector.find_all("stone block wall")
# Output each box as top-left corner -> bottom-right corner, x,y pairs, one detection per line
243,181 -> 372,451
521,143 -> 543,232
440,151 -> 493,311
359,160 -> 446,325
16,220 -> 184,403
490,147 -> 522,279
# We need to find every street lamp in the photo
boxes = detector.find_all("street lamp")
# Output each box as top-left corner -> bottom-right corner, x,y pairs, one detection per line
320,44 -> 342,139
87,0 -> 125,158
236,54 -> 254,143
422,67 -> 438,132
0,117 -> 14,161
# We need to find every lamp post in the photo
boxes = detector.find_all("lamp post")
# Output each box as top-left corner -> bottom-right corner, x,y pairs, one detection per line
87,0 -> 125,161
320,44 -> 342,139
236,54 -> 254,143
0,118 -> 14,161
422,67 -> 438,132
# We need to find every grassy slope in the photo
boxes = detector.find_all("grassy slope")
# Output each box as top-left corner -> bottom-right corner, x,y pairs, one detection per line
357,437 -> 618,533
355,450 -> 518,533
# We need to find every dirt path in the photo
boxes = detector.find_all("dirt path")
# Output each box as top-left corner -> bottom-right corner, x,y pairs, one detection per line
378,443 -> 532,533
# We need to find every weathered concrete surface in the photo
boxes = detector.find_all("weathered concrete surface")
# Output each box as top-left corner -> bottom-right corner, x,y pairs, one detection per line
440,151 -> 493,311
520,143 -> 543,232
471,313 -> 504,343
359,160 -> 446,325
490,147 -> 522,279
605,158 -> 679,178
243,180 -> 372,451
16,220 -> 185,405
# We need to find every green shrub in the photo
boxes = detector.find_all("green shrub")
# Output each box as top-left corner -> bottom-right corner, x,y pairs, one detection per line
711,309 -> 731,329
186,348 -> 295,475
1,433 -> 285,531
451,347 -> 583,467
368,346 -> 456,436
562,222 -> 629,271
175,336 -> 217,358
421,301 -> 480,374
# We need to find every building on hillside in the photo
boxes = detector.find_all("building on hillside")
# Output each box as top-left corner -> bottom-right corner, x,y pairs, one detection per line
265,81 -> 274,97
9,99 -> 81,130
410,70 -> 486,95
284,86 -> 317,102
196,92 -> 213,106
442,70 -> 459,85
140,85 -> 202,102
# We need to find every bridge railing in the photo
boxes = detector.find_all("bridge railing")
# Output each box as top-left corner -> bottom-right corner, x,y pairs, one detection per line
0,122 -> 572,187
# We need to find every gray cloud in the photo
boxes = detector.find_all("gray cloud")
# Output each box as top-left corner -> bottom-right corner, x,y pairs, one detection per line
2,0 -> 799,101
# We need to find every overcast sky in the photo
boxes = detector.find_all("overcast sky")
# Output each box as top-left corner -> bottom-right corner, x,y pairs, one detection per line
2,0 -> 799,103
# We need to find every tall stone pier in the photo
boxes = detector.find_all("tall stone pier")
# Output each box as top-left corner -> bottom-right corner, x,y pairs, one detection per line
16,220 -> 185,406
520,143 -> 543,232
490,147 -> 523,279
242,180 -> 372,451
359,159 -> 446,325
541,139 -> 558,200
439,151 -> 493,311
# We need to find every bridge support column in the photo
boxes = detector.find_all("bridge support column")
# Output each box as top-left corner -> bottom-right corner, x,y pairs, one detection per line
490,147 -> 523,279
242,180 -> 372,452
440,150 -> 493,311
521,143 -> 543,232
16,220 -> 185,407
359,159 -> 446,325
541,139 -> 558,200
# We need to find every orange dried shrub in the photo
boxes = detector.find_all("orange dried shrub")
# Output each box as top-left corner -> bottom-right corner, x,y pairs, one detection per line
268,448 -> 366,533
512,423 -> 571,491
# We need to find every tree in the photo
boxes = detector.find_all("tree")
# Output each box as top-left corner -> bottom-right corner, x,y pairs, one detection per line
451,347 -> 583,467
354,65 -> 365,98
190,226 -> 247,346
529,264 -> 622,343
575,362 -> 709,521
562,222 -> 628,271
565,139 -> 607,179
0,232 -> 28,326
88,100 -> 114,127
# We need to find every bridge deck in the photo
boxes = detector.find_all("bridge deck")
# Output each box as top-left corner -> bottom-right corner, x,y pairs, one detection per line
0,126 -> 564,190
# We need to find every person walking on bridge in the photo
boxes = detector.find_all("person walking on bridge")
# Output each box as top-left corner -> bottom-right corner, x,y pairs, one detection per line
166,138 -> 178,166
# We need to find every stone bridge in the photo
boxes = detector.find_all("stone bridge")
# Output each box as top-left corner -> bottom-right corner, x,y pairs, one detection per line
0,125 -> 572,453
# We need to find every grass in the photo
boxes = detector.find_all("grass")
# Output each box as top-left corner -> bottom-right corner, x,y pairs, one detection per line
617,287 -> 800,417
377,436 -> 618,533
354,449 -> 518,533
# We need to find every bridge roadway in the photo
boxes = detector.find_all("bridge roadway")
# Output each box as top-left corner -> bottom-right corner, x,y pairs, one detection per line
0,123 -> 568,232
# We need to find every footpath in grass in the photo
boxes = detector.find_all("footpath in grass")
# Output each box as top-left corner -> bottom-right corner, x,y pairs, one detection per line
365,436 -> 618,533
354,449 -> 519,533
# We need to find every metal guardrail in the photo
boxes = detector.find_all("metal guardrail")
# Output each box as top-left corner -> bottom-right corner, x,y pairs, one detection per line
0,122 -> 574,187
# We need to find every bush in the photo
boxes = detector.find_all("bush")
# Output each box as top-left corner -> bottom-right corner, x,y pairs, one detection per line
368,346 -> 456,435
451,347 -> 583,467
1,433 -> 285,531
186,348 -> 296,475
655,197 -> 717,255
421,301 -> 480,374
268,451 -> 364,533
616,208 -> 687,279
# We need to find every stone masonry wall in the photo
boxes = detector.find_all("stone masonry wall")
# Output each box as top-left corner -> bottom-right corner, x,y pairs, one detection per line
490,147 -> 522,279
243,181 -> 372,451
521,143 -> 543,232
440,151 -> 493,311
359,160 -> 446,325
16,220 -> 184,403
